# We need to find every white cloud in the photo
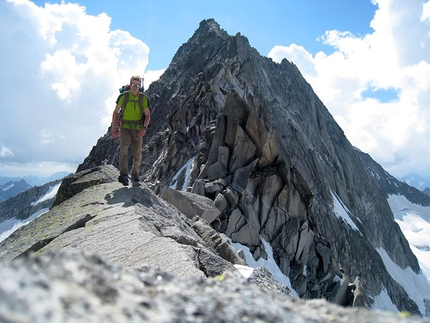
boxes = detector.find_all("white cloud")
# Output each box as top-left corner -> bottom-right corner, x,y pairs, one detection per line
0,0 -> 160,176
268,0 -> 430,179
423,1 -> 430,21
144,69 -> 166,89
0,145 -> 14,158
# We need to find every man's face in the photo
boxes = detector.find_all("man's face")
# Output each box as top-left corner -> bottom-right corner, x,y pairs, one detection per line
130,80 -> 140,95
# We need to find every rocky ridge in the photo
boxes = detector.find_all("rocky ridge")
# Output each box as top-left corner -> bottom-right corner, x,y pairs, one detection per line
77,19 -> 427,314
0,166 -> 243,278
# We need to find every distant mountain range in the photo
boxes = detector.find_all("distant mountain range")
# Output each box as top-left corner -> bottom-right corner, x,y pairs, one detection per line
400,173 -> 430,193
0,171 -> 70,187
0,172 -> 70,202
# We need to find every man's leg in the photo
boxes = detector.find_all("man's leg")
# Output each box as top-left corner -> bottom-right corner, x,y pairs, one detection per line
118,129 -> 132,185
131,135 -> 143,179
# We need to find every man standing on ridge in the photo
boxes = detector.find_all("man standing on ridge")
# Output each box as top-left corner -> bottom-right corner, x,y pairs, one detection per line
111,75 -> 151,186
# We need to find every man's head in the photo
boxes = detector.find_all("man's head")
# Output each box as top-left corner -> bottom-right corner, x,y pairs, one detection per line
129,75 -> 141,95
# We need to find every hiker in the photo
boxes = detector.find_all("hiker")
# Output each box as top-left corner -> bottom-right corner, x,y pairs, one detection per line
111,75 -> 151,186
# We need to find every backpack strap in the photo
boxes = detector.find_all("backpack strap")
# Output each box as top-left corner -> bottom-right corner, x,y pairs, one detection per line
122,92 -> 130,111
138,93 -> 143,116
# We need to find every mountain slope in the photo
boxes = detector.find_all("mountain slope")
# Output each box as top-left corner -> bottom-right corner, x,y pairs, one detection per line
0,179 -> 31,202
356,149 -> 430,207
356,148 -> 430,282
0,179 -> 63,243
0,179 -> 62,223
63,19 -> 430,315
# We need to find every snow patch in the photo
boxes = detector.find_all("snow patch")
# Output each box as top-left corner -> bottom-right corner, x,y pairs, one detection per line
2,183 -> 15,191
0,208 -> 48,243
169,157 -> 195,191
387,194 -> 430,281
376,247 -> 430,316
233,264 -> 254,278
31,183 -> 61,206
371,287 -> 399,313
331,191 -> 361,232
228,236 -> 299,298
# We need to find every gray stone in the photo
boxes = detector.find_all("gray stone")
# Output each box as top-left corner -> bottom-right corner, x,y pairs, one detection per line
229,125 -> 256,173
191,179 -> 205,196
207,161 -> 228,180
214,193 -> 228,212
160,186 -> 220,224
223,90 -> 250,148
224,208 -> 260,246
329,276 -> 350,306
204,181 -> 224,195
191,218 -> 245,265
217,145 -> 230,170
231,159 -> 259,192
223,188 -> 239,206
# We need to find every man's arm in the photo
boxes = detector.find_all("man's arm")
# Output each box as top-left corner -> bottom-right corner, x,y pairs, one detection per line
138,108 -> 151,138
111,104 -> 121,138
143,107 -> 151,128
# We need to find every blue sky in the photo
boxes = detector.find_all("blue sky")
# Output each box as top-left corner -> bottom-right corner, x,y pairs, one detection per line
1,0 -> 430,181
28,0 -> 377,71
79,0 -> 377,70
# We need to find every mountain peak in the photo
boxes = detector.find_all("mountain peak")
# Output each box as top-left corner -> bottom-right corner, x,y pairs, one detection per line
66,20 -> 430,315
198,18 -> 223,34
401,173 -> 430,191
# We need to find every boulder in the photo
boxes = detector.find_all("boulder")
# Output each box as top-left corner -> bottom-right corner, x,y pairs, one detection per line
160,186 -> 220,224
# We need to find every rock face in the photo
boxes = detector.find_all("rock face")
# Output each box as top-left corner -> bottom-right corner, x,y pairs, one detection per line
11,19 -> 429,316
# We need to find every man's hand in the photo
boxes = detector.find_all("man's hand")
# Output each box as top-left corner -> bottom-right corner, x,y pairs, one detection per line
138,128 -> 146,137
112,126 -> 120,138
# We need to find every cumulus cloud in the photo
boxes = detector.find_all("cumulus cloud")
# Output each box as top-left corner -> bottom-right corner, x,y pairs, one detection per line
0,0 -> 161,176
423,0 -> 430,21
268,0 -> 430,179
0,146 -> 14,158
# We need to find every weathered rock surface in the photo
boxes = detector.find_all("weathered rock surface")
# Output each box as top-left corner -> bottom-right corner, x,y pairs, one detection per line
0,165 -> 241,279
1,249 -> 429,323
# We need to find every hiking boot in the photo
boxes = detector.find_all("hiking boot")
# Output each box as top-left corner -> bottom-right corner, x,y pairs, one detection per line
131,175 -> 139,182
118,174 -> 129,186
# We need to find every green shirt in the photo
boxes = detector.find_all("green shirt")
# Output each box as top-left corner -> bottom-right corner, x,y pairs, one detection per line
116,92 -> 149,129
